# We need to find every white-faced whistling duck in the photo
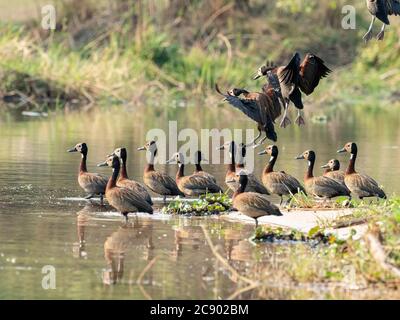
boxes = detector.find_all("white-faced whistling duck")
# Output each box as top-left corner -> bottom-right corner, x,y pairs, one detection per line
337,142 -> 386,200
137,140 -> 184,203
97,155 -> 153,221
193,150 -> 217,183
215,84 -> 278,146
295,150 -> 351,200
229,170 -> 282,229
109,147 -> 153,205
321,159 -> 346,186
253,52 -> 331,128
235,143 -> 269,194
217,141 -> 238,192
67,142 -> 108,204
258,145 -> 305,205
166,152 -> 223,196
364,0 -> 400,42
217,141 -> 269,194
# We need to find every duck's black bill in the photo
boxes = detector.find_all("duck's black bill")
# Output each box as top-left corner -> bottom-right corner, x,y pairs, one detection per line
337,148 -> 346,153
295,155 -> 305,160
258,150 -> 268,156
67,147 -> 77,153
216,145 -> 225,151
97,161 -> 108,167
252,74 -> 261,80
321,164 -> 329,168
137,146 -> 146,151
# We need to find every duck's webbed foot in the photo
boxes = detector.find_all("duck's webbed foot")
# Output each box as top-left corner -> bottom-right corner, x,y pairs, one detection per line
363,16 -> 375,42
363,29 -> 374,42
376,25 -> 385,41
295,115 -> 305,126
295,109 -> 305,126
279,115 -> 291,128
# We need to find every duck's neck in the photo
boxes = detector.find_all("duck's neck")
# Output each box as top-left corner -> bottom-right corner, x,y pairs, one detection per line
107,166 -> 119,191
195,163 -> 203,173
228,152 -> 236,174
233,181 -> 246,199
120,158 -> 128,179
324,168 -> 331,174
346,152 -> 357,174
264,155 -> 277,174
176,163 -> 185,180
305,159 -> 314,180
235,163 -> 245,169
80,153 -> 88,173
145,150 -> 157,172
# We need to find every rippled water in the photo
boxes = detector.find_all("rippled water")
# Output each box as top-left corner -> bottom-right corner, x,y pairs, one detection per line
0,105 -> 399,299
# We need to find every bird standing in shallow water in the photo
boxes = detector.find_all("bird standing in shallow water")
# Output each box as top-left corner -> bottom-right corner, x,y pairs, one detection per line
337,142 -> 386,200
258,145 -> 305,205
321,159 -> 346,186
167,152 -> 223,196
229,170 -> 282,229
67,142 -> 108,204
109,147 -> 153,205
253,52 -> 331,128
295,150 -> 351,201
363,0 -> 400,42
137,141 -> 184,203
98,155 -> 153,222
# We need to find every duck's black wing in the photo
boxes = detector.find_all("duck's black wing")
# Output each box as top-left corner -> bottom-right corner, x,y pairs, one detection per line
266,70 -> 285,108
215,84 -> 261,123
386,0 -> 400,15
298,53 -> 332,95
280,52 -> 301,85
367,0 -> 390,24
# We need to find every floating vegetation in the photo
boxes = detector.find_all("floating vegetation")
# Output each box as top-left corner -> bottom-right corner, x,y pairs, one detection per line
161,193 -> 232,216
253,225 -> 343,245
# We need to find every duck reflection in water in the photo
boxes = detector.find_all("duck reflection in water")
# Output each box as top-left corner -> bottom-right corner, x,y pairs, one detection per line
103,217 -> 154,285
73,203 -> 110,259
170,224 -> 203,261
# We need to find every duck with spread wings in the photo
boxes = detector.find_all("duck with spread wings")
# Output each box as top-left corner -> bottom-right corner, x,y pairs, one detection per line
253,52 -> 331,128
216,81 -> 281,147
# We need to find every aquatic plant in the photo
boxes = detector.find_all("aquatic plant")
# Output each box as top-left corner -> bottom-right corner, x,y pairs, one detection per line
161,192 -> 232,216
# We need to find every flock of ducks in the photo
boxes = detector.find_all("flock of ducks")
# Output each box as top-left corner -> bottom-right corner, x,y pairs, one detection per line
66,43 -> 390,228
67,140 -> 386,228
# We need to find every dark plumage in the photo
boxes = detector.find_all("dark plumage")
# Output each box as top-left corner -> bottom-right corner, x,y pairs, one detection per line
109,147 -> 153,205
216,84 -> 278,145
230,171 -> 282,229
258,145 -> 305,205
364,0 -> 400,41
137,141 -> 184,203
337,142 -> 386,200
67,142 -> 108,204
98,156 -> 153,221
167,152 -> 223,196
321,159 -> 346,185
295,150 -> 351,200
217,141 -> 269,194
253,52 -> 331,128
192,150 -> 217,183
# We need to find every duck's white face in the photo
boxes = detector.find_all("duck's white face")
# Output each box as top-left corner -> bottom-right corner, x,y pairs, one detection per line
113,148 -> 122,158
74,143 -> 84,152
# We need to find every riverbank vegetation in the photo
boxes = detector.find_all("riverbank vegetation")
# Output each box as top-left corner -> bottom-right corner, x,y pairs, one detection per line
1,0 -> 400,112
